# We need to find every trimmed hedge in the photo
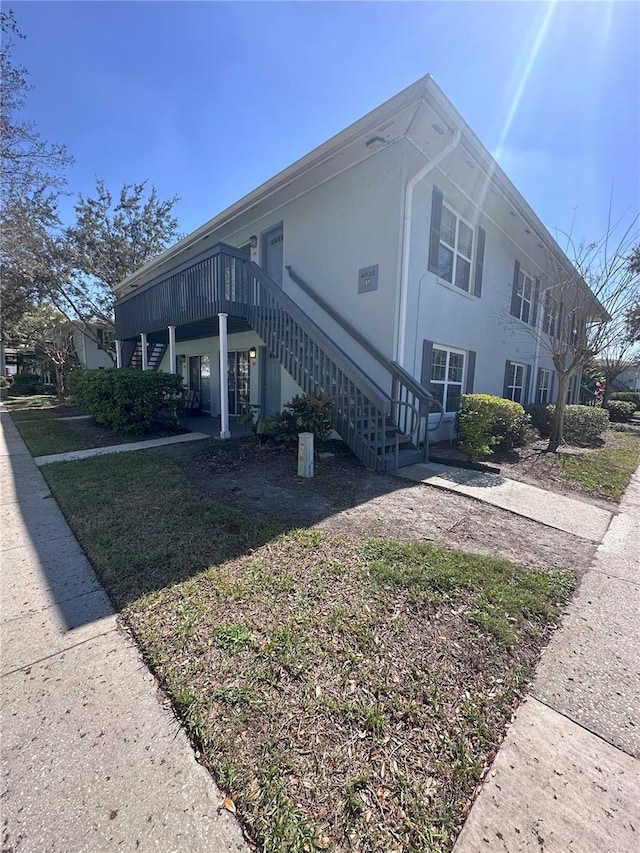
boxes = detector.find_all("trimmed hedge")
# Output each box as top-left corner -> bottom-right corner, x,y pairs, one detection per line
457,394 -> 529,460
605,400 -> 636,423
525,403 -> 610,445
7,373 -> 46,396
70,369 -> 185,435
610,391 -> 640,409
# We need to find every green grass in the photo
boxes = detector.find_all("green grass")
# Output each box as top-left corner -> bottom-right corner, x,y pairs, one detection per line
12,417 -> 99,456
41,453 -> 279,607
553,432 -> 640,501
40,451 -> 574,853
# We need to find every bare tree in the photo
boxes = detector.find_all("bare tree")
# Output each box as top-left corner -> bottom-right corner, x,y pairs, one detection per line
15,304 -> 75,401
507,214 -> 639,450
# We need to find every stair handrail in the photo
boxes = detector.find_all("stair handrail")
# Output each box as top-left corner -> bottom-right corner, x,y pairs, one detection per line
243,259 -> 391,414
286,265 -> 444,430
391,398 -> 420,471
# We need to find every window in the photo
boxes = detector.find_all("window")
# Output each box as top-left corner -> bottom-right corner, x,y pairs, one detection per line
437,206 -> 474,291
510,261 -> 539,326
537,368 -> 551,404
506,361 -> 526,403
542,291 -> 558,336
513,269 -> 534,323
429,186 -> 485,297
429,346 -> 465,413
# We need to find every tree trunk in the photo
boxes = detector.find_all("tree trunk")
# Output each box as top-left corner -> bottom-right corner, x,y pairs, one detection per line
54,364 -> 65,403
547,372 -> 572,452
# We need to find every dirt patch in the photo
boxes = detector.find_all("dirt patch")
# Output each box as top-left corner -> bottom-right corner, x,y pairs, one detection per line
151,438 -> 597,577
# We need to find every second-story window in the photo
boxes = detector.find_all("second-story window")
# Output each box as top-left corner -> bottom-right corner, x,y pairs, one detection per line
428,185 -> 486,298
510,260 -> 539,327
438,207 -> 474,292
543,291 -> 558,336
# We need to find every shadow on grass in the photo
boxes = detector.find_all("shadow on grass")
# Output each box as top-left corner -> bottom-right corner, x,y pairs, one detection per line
40,451 -> 288,611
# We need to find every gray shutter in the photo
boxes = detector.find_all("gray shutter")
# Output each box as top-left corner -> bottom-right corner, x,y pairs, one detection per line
524,364 -> 532,404
473,227 -> 485,297
503,360 -> 512,398
531,278 -> 540,326
465,350 -> 476,393
428,186 -> 443,274
420,339 -> 434,415
510,260 -> 520,317
535,367 -> 542,404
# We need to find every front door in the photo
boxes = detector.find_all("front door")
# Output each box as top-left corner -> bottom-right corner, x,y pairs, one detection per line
189,355 -> 211,412
227,351 -> 250,416
263,225 -> 284,287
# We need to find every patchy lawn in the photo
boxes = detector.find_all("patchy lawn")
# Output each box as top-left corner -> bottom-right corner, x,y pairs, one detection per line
551,432 -> 640,502
42,452 -> 574,853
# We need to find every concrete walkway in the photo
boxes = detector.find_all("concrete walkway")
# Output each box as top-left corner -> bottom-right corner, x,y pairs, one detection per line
453,465 -> 640,853
398,461 -> 613,542
34,430 -> 210,466
0,410 -> 248,852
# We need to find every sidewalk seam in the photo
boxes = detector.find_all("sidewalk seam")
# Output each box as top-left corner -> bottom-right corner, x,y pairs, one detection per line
1,626 -> 118,679
529,693 -> 639,761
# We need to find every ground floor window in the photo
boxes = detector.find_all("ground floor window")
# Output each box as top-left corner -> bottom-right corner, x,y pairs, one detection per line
429,346 -> 465,413
228,350 -> 251,416
567,373 -> 578,404
506,362 -> 526,403
537,368 -> 551,404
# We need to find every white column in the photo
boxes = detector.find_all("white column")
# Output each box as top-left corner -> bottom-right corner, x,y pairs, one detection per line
168,326 -> 176,374
140,333 -> 148,371
115,340 -> 122,368
218,313 -> 230,438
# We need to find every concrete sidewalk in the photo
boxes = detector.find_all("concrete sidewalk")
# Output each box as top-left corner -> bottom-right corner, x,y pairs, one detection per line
0,410 -> 248,852
34,429 -> 210,466
398,461 -> 613,542
453,465 -> 640,852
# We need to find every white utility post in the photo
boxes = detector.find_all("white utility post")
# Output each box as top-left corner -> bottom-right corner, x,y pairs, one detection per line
218,313 -> 231,438
168,326 -> 176,374
140,333 -> 148,371
115,340 -> 122,368
298,432 -> 314,478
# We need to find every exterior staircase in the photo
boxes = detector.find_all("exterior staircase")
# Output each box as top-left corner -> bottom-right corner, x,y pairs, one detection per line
114,244 -> 443,471
127,342 -> 167,371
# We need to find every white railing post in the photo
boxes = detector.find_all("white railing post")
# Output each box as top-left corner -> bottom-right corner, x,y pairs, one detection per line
218,313 -> 230,438
115,340 -> 122,369
168,325 -> 176,374
140,333 -> 148,371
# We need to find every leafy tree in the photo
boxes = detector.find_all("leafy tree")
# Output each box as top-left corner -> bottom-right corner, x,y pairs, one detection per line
60,179 -> 180,357
0,10 -> 71,203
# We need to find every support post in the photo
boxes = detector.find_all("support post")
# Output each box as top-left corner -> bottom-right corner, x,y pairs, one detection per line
298,432 -> 314,478
218,313 -> 230,438
140,333 -> 148,371
168,325 -> 176,374
115,340 -> 122,369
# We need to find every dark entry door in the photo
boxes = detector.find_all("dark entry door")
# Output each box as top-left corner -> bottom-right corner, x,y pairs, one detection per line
263,225 -> 284,287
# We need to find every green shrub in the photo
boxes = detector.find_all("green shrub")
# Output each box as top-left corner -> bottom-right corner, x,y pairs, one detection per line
524,404 -> 554,439
562,405 -> 610,446
605,400 -> 636,423
610,391 -> 640,409
457,394 -> 529,460
265,393 -> 334,447
70,369 -> 185,435
7,373 -> 45,396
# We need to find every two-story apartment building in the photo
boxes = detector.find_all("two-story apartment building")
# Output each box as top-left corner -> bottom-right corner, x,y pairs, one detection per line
113,76 -> 602,470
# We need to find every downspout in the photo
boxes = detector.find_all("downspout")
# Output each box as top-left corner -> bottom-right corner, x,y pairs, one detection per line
396,128 -> 461,366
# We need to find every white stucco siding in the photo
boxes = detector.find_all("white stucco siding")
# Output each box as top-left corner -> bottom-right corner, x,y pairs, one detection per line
403,160 -> 560,423
73,330 -> 113,369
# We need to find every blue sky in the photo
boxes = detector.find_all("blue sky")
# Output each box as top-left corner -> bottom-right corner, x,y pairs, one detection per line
10,1 -> 640,249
